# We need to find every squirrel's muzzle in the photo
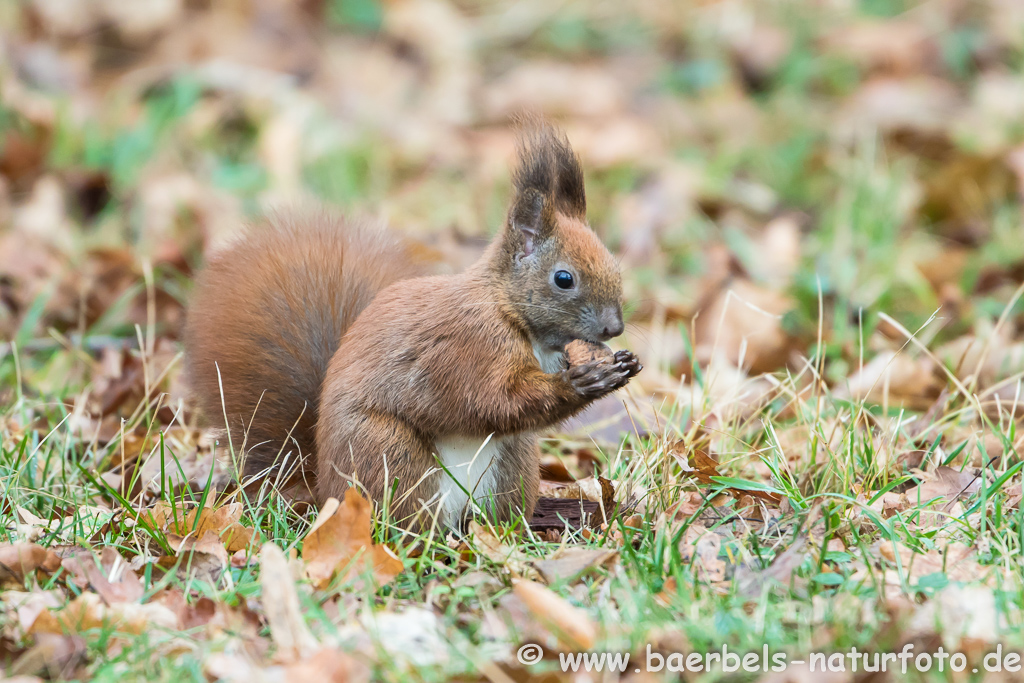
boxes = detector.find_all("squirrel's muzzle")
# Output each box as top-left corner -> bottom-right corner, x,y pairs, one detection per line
598,306 -> 625,341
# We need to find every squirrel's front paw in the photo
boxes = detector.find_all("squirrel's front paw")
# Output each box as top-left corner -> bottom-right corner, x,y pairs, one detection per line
612,349 -> 642,378
565,352 -> 642,399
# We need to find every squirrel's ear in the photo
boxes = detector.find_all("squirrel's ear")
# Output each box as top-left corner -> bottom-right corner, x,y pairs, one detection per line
509,187 -> 547,258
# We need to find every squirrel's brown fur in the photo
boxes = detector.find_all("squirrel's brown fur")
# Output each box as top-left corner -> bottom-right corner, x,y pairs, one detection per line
184,125 -> 640,529
183,213 -> 428,483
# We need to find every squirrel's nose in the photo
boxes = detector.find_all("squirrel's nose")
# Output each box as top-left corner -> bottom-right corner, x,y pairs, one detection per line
599,307 -> 624,340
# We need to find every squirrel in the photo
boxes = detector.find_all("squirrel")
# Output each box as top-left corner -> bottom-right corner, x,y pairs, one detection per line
183,124 -> 642,529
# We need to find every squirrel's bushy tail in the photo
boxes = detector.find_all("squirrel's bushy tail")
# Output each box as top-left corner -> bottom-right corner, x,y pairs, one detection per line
183,211 -> 428,488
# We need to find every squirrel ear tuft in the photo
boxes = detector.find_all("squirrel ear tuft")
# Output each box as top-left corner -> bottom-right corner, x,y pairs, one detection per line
511,121 -> 586,220
510,187 -> 545,257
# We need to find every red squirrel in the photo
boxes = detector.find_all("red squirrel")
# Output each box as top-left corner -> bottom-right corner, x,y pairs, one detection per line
184,125 -> 641,529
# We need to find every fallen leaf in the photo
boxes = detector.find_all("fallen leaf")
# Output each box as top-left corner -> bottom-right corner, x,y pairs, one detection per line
937,330 -> 1024,389
678,523 -> 728,583
878,541 -> 982,583
822,20 -> 934,76
840,350 -> 944,409
468,520 -> 539,580
655,576 -> 678,607
301,489 -> 403,589
533,547 -> 618,585
60,547 -> 144,605
260,542 -> 318,662
97,0 -> 183,44
31,592 -> 178,636
734,536 -> 808,597
143,501 -> 256,552
751,214 -> 802,290
7,633 -> 86,680
1005,483 -> 1022,510
360,607 -> 449,668
730,24 -> 791,89
906,466 -> 982,508
150,588 -> 262,643
906,585 -> 1002,645
166,530 -> 230,583
671,445 -> 783,504
840,76 -> 961,136
693,279 -> 794,374
0,589 -> 64,640
0,544 -> 62,585
481,61 -> 625,120
284,646 -> 369,683
512,578 -> 597,651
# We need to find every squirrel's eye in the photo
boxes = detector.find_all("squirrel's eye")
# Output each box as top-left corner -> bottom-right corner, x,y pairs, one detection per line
553,270 -> 575,290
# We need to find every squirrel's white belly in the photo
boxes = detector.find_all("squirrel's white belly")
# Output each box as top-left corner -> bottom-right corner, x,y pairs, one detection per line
434,435 -> 505,527
533,343 -> 566,374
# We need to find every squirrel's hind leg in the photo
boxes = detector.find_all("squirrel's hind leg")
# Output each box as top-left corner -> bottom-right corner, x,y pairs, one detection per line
316,411 -> 446,530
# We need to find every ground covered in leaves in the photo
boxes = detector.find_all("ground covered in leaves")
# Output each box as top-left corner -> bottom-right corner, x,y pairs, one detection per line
3,0 -> 1024,681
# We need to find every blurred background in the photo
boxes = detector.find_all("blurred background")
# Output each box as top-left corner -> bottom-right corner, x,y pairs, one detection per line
2,0 -> 1024,420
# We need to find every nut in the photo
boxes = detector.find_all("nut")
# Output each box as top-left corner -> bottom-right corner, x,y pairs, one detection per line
565,339 -> 613,366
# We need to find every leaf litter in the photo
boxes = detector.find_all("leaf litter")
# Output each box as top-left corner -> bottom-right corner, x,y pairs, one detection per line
2,0 -> 1024,680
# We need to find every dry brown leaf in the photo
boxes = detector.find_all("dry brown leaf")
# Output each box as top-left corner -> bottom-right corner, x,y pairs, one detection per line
29,0 -> 101,38
562,392 -> 660,446
679,523 -> 728,583
533,547 -> 618,585
752,214 -> 802,290
655,576 -> 678,607
191,503 -> 256,552
0,543 -> 62,585
143,501 -> 255,552
512,578 -> 597,651
730,24 -> 791,87
734,536 -> 808,598
937,331 -> 1024,389
822,20 -> 934,76
301,489 -> 403,589
878,541 -> 982,583
260,542 -> 318,662
693,279 -> 794,374
0,589 -> 64,641
663,491 -> 705,520
31,592 -> 178,636
384,0 -> 476,125
840,76 -> 961,135
359,607 -> 449,668
906,466 -> 982,507
468,520 -> 539,580
1005,483 -> 1022,510
97,0 -> 182,43
7,632 -> 86,680
906,585 -> 1002,646
202,653 -> 269,683
481,61 -> 625,120
150,588 -> 261,640
0,229 -> 62,339
60,547 -> 143,605
671,445 -> 783,504
284,646 -> 369,683
841,350 -> 943,409
166,530 -> 230,582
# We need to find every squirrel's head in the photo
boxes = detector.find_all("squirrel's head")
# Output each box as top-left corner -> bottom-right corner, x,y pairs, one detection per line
496,125 -> 624,353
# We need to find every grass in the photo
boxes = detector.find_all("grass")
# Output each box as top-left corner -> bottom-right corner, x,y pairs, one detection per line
4,312 -> 1023,679
4,0 -> 1024,680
